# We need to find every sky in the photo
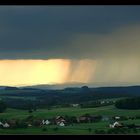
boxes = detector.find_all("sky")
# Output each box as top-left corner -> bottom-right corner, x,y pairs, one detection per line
0,6 -> 140,86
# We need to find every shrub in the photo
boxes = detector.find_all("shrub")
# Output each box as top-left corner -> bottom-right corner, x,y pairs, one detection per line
132,128 -> 138,134
25,115 -> 34,121
32,120 -> 41,127
53,127 -> 58,131
0,101 -> 7,113
42,128 -> 47,131
28,109 -> 33,113
88,128 -> 92,132
16,120 -> 28,128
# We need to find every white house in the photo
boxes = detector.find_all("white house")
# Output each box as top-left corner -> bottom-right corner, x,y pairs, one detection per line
59,122 -> 65,127
100,101 -> 105,104
55,116 -> 66,125
3,123 -> 10,128
71,104 -> 79,107
42,120 -> 50,125
109,121 -> 122,128
28,124 -> 32,127
0,122 -> 10,128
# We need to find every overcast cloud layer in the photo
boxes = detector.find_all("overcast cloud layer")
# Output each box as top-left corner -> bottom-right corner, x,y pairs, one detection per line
0,6 -> 140,59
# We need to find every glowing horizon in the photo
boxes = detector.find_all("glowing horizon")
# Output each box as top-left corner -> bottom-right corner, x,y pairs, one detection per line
0,59 -> 96,86
1,58 -> 140,87
0,59 -> 70,86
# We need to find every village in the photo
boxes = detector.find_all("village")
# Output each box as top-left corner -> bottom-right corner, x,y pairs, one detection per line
0,98 -> 140,134
0,113 -> 140,132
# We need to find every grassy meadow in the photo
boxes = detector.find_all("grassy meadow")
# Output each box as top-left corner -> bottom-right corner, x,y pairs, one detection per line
0,105 -> 140,134
0,105 -> 140,120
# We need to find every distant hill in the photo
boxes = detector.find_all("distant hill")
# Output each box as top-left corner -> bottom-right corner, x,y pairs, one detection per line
4,86 -> 19,90
20,82 -> 140,90
91,85 -> 140,96
21,82 -> 87,90
0,84 -> 140,98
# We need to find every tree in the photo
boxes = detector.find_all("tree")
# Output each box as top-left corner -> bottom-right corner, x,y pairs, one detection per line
28,109 -> 33,113
0,101 -> 7,113
53,127 -> 58,132
81,86 -> 91,93
88,128 -> 92,133
81,86 -> 89,90
33,106 -> 37,111
32,120 -> 41,127
132,128 -> 138,134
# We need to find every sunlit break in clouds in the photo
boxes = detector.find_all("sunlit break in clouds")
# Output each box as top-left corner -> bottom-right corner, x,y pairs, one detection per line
0,59 -> 70,86
0,59 -> 96,86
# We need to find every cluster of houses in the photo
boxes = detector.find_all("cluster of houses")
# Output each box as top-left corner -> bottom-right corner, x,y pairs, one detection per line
0,115 -> 103,128
42,115 -> 103,127
70,100 -> 115,107
0,116 -> 68,128
42,116 -> 140,129
42,116 -> 66,127
0,114 -> 139,129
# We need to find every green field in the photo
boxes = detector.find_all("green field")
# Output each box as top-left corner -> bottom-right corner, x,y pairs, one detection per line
0,120 -> 140,135
0,122 -> 107,135
0,105 -> 140,120
0,105 -> 140,134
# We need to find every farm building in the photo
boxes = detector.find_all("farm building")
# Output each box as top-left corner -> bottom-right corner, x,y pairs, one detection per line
54,116 -> 66,126
109,121 -> 123,128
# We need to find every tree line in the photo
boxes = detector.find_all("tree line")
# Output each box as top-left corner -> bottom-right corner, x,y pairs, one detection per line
115,97 -> 140,109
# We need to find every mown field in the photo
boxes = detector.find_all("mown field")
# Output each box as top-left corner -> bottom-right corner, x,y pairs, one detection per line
0,105 -> 140,134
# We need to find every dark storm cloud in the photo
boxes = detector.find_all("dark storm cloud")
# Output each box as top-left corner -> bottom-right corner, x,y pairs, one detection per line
0,6 -> 140,59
